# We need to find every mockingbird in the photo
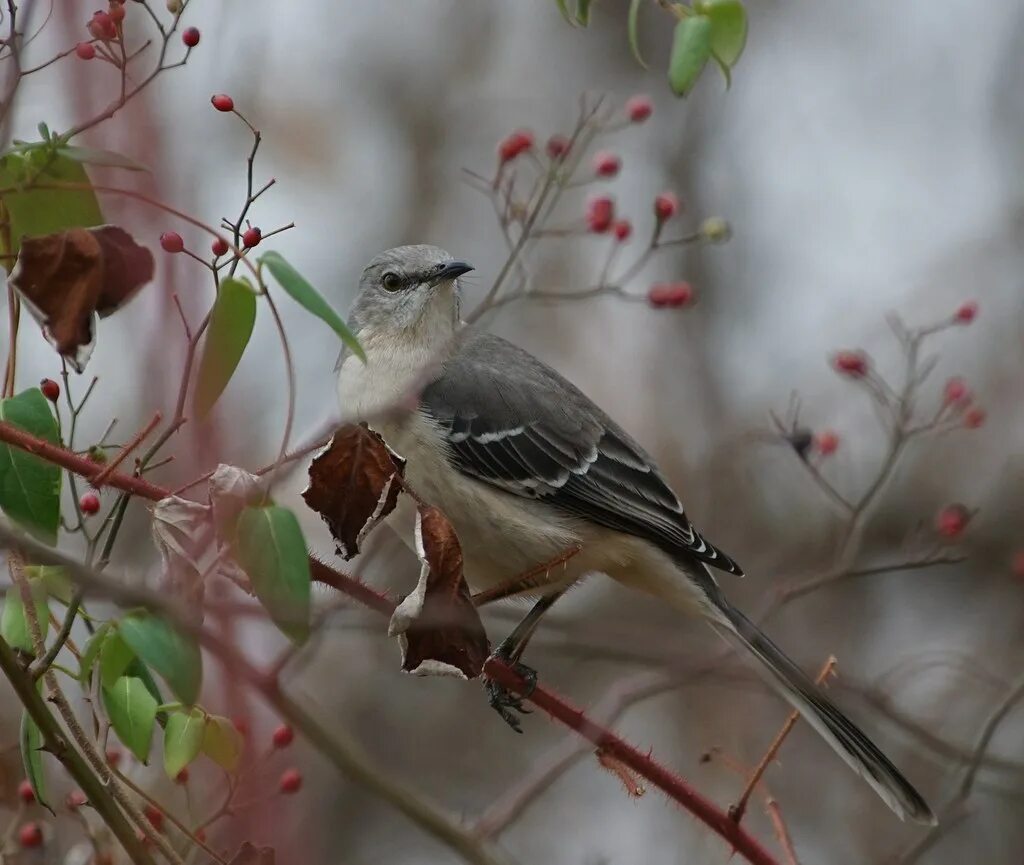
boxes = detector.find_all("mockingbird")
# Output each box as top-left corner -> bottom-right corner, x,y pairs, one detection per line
336,244 -> 935,824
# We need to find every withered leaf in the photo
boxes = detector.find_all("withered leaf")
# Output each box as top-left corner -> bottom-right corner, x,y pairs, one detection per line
8,225 -> 154,372
226,843 -> 275,865
388,505 -> 490,679
302,423 -> 406,560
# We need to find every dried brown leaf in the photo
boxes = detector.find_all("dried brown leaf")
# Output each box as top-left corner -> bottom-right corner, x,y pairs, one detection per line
302,423 -> 406,559
9,225 -> 153,371
389,505 -> 490,679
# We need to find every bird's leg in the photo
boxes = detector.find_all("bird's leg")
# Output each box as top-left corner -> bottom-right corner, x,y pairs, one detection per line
472,544 -> 582,607
485,586 -> 568,733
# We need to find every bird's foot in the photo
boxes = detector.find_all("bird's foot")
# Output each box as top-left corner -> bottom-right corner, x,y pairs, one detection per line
484,654 -> 537,734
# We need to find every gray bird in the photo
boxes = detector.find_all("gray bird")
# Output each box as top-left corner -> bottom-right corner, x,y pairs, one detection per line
336,244 -> 935,825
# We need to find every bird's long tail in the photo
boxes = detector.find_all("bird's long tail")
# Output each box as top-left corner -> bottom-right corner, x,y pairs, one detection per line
708,599 -> 936,824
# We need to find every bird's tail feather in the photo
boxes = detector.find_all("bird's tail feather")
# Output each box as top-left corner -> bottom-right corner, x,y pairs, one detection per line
709,601 -> 936,825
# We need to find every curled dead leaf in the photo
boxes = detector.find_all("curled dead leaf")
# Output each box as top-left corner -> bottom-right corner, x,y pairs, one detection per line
302,424 -> 406,560
151,497 -> 213,617
388,505 -> 489,679
8,225 -> 154,371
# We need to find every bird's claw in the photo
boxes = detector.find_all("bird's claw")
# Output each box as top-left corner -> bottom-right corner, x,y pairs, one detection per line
484,656 -> 538,733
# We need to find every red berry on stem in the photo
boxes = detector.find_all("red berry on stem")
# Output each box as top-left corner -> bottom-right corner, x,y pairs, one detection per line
625,94 -> 653,123
943,377 -> 969,405
612,220 -> 632,242
211,237 -> 230,256
586,196 -> 614,233
108,3 -> 125,23
497,129 -> 533,164
182,26 -> 200,47
654,192 -> 679,222
88,11 -> 116,40
279,769 -> 302,794
17,779 -> 35,804
144,804 -> 164,831
80,492 -> 100,515
66,790 -> 87,810
954,301 -> 977,324
242,226 -> 262,248
964,407 -> 986,428
211,93 -> 234,113
815,430 -> 840,456
937,504 -> 969,538
160,231 -> 184,254
545,134 -> 570,160
75,42 -> 96,60
593,151 -> 621,178
39,378 -> 60,402
105,748 -> 121,767
647,282 -> 694,308
832,350 -> 869,378
272,724 -> 294,748
18,823 -> 42,849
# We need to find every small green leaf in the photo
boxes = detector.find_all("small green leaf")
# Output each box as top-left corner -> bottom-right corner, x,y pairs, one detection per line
118,612 -> 202,706
56,146 -> 148,172
668,15 -> 713,97
201,714 -> 243,772
627,0 -> 649,69
99,630 -> 135,689
702,0 -> 747,68
24,566 -> 72,605
1,584 -> 50,653
102,675 -> 158,762
0,388 -> 62,544
193,277 -> 257,419
20,710 -> 51,813
575,0 -> 593,26
259,251 -> 365,362
125,657 -> 165,718
235,506 -> 311,642
554,0 -> 572,24
78,621 -> 111,682
163,707 -> 205,778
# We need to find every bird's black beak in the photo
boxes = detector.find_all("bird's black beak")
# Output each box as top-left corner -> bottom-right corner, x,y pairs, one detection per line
430,261 -> 474,285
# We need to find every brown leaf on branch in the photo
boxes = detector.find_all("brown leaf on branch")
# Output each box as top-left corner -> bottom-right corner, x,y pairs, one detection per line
8,225 -> 154,372
388,505 -> 490,679
302,423 -> 406,560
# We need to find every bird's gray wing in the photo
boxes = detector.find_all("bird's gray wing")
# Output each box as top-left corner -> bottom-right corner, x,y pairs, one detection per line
419,333 -> 743,576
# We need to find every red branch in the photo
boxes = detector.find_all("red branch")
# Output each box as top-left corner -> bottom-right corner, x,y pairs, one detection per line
0,420 -> 780,865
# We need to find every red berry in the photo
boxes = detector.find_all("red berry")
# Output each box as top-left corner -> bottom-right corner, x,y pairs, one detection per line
545,134 -> 570,161
1011,551 -> 1024,579
195,828 -> 207,843
105,748 -> 121,767
241,226 -> 262,248
943,377 -> 970,405
175,767 -> 189,784
647,282 -> 694,308
65,790 -> 87,810
17,779 -> 35,804
814,430 -> 840,456
612,220 -> 632,242
654,192 -> 679,222
210,93 -> 234,113
593,151 -> 621,178
272,724 -> 294,748
182,26 -> 200,47
497,129 -> 534,164
79,492 -> 100,515
211,237 -> 230,256
75,42 -> 96,60
87,11 -> 116,40
832,350 -> 869,378
39,378 -> 60,402
279,768 -> 302,794
936,504 -> 969,538
954,301 -> 977,324
143,804 -> 164,831
18,823 -> 42,849
586,196 -> 615,233
964,407 -> 986,428
108,3 -> 125,23
160,231 -> 184,254
625,94 -> 653,123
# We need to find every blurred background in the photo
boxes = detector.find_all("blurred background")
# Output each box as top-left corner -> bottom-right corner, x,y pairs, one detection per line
4,0 -> 1024,863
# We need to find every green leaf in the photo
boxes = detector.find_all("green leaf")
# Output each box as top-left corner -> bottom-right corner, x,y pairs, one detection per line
575,0 -> 593,26
193,277 -> 257,419
0,388 -> 62,544
259,251 -> 365,363
78,621 -> 111,682
99,629 -> 135,689
201,714 -> 243,772
20,710 -> 51,813
56,146 -> 148,172
554,0 -> 572,24
163,707 -> 205,778
24,565 -> 72,605
102,675 -> 158,762
125,657 -> 165,718
118,612 -> 202,706
0,148 -> 103,257
627,0 -> 649,69
668,15 -> 713,97
1,584 -> 50,653
702,0 -> 747,68
235,506 -> 311,641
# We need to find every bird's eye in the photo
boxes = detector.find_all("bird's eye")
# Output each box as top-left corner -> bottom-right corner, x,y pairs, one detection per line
381,272 -> 402,292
